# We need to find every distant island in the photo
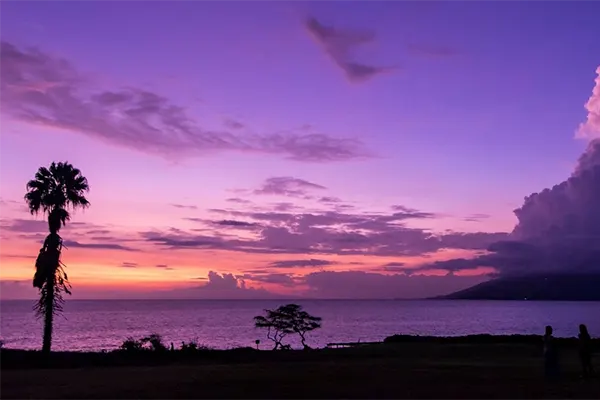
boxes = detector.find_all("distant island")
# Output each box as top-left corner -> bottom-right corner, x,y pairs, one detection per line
439,273 -> 600,301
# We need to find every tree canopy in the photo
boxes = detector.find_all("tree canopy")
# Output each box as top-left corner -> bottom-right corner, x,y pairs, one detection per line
254,304 -> 322,350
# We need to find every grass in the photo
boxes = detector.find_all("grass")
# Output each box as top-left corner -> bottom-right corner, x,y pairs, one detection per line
1,336 -> 599,398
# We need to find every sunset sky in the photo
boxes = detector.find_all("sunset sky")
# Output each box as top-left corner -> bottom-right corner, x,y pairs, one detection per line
1,1 -> 600,299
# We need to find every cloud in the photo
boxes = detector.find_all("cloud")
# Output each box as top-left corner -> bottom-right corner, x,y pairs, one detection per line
268,259 -> 337,268
165,271 -> 277,299
0,253 -> 36,259
374,261 -> 408,272
0,41 -> 370,163
85,229 -> 112,235
318,196 -> 342,204
213,219 -> 259,228
225,198 -> 252,205
155,264 -> 173,270
253,176 -> 326,198
382,262 -> 405,267
0,219 -> 47,233
170,204 -> 198,210
463,213 -> 490,222
143,209 -> 506,257
304,16 -> 396,83
240,272 -> 297,287
0,219 -> 112,241
576,66 -> 600,140
223,118 -> 245,130
185,217 -> 260,230
63,240 -> 139,252
120,262 -> 138,268
302,270 -> 489,299
426,68 -> 600,277
390,205 -> 437,220
271,202 -> 303,212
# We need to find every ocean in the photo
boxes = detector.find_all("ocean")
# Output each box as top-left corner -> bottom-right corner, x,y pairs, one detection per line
1,299 -> 599,351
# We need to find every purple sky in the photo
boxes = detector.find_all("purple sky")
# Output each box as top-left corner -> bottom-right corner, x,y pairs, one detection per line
1,1 -> 599,299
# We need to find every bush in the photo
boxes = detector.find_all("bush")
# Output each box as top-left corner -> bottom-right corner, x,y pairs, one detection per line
181,339 -> 213,352
120,337 -> 144,352
143,333 -> 167,352
180,340 -> 198,352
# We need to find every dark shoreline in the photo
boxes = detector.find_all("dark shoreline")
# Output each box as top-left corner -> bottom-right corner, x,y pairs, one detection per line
3,334 -> 599,399
2,334 -> 598,370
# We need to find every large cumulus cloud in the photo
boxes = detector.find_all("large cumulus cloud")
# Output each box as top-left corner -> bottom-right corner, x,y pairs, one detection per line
428,67 -> 600,277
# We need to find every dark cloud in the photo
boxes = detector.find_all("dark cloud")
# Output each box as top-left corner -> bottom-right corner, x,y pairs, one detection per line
390,205 -> 437,220
0,41 -> 370,163
63,240 -> 139,252
185,217 -> 260,230
254,176 -> 326,198
382,262 -> 405,267
85,229 -> 112,235
369,262 -> 408,273
120,262 -> 138,268
304,16 -> 396,83
225,198 -> 252,205
155,264 -> 173,270
463,213 -> 490,222
319,196 -> 342,203
142,231 -> 228,250
302,270 -> 489,299
142,209 -> 506,257
240,272 -> 297,287
214,219 -> 258,227
268,259 -> 337,268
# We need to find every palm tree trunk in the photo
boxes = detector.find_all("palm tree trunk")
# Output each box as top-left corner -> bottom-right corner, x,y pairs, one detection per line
42,278 -> 54,354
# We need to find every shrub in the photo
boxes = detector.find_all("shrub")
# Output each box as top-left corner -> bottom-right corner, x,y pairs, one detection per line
142,333 -> 167,352
181,340 -> 198,352
120,337 -> 143,352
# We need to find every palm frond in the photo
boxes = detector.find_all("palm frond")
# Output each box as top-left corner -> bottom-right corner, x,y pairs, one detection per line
24,162 -> 90,229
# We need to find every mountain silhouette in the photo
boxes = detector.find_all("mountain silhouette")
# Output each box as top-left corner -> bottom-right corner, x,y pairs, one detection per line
439,273 -> 600,301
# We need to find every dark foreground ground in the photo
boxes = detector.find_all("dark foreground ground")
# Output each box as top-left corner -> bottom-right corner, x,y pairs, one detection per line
2,335 -> 599,399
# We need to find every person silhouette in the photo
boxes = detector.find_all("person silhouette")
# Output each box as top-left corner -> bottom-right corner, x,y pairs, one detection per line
578,324 -> 595,379
543,325 -> 559,379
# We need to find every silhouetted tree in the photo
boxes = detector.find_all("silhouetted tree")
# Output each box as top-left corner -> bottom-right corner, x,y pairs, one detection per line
24,162 -> 90,354
254,304 -> 322,350
120,337 -> 144,352
142,333 -> 167,352
120,334 -> 168,352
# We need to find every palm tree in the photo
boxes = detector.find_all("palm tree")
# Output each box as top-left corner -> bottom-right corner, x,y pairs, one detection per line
24,161 -> 90,354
